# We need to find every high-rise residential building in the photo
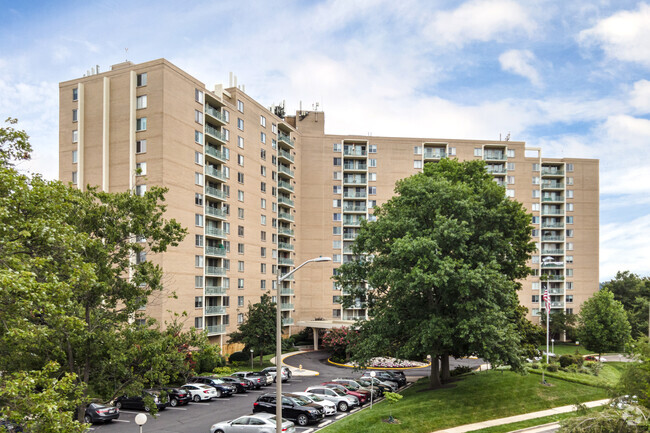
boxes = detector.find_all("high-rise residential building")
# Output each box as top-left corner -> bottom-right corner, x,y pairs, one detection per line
59,59 -> 598,349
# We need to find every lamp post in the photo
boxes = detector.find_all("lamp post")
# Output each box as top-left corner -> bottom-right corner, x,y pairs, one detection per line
370,371 -> 376,409
276,256 -> 331,433
551,338 -> 555,355
250,348 -> 254,369
134,413 -> 147,433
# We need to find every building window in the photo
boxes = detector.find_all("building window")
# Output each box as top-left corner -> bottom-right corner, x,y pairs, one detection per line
532,203 -> 540,211
368,200 -> 377,208
532,295 -> 539,303
414,146 -> 422,155
333,254 -> 341,263
566,282 -> 573,290
567,190 -> 574,199
532,177 -> 539,185
72,88 -> 78,101
195,89 -> 204,103
237,313 -> 244,324
237,296 -> 244,307
238,261 -> 244,272
194,317 -> 203,329
532,163 -> 540,171
238,243 -> 244,254
414,160 -> 423,169
237,118 -> 244,130
532,255 -> 540,263
507,176 -> 515,184
72,130 -> 78,143
507,149 -> 515,158
238,225 -> 244,236
448,147 -> 456,156
333,199 -> 341,208
137,73 -> 147,87
237,172 -> 244,183
195,193 -> 203,206
567,229 -> 574,237
195,151 -> 203,165
507,162 -> 515,170
261,198 -> 267,209
238,208 -> 244,219
261,149 -> 266,160
136,95 -> 147,109
566,269 -> 574,277
566,295 -> 574,303
261,280 -> 266,289
333,240 -> 341,249
505,189 -> 515,197
238,190 -> 244,201
260,115 -> 266,127
261,132 -> 266,144
567,177 -> 574,185
333,226 -> 341,235
72,108 -> 78,122
223,128 -> 230,141
195,130 -> 203,144
566,242 -> 574,251
333,157 -> 341,166
136,139 -> 147,154
566,203 -> 574,212
333,143 -> 341,152
369,159 -> 377,167
369,144 -> 377,153
136,162 -> 147,176
566,216 -> 574,224
195,214 -> 203,227
71,171 -> 78,184
261,182 -> 266,192
261,231 -> 266,241
532,216 -> 540,224
195,172 -> 203,186
333,213 -> 341,221
333,185 -> 341,194
261,215 -> 266,225
566,163 -> 574,172
566,255 -> 573,263
532,190 -> 540,198
368,186 -> 377,195
195,296 -> 203,308
237,100 -> 244,112
532,282 -> 540,290
136,118 -> 147,131
238,154 -> 244,166
195,276 -> 203,288
72,150 -> 78,164
261,247 -> 266,257
474,148 -> 482,157
135,185 -> 146,196
195,255 -> 204,268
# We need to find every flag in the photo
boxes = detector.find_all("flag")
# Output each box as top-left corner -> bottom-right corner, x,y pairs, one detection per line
542,289 -> 551,313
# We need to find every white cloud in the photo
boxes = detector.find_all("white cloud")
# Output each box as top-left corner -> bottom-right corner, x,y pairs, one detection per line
499,49 -> 541,86
579,3 -> 650,66
629,79 -> 650,113
425,0 -> 536,47
601,214 -> 650,280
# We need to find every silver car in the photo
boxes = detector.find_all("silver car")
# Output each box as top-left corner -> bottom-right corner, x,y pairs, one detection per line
291,392 -> 337,416
360,375 -> 398,391
210,413 -> 295,433
261,366 -> 291,382
304,386 -> 358,412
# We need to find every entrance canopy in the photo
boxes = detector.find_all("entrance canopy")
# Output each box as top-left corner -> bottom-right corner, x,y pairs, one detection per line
297,320 -> 356,350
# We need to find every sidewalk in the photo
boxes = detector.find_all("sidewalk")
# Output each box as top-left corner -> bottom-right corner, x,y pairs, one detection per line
432,399 -> 609,433
270,350 -> 320,377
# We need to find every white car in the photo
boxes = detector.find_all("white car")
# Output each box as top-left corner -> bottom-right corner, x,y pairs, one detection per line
210,413 -> 295,433
304,386 -> 359,412
291,392 -> 337,416
181,383 -> 218,402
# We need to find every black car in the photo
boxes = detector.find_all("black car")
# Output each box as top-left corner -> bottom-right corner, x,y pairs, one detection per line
368,371 -> 406,387
218,376 -> 250,393
190,376 -> 236,397
114,390 -> 168,412
156,387 -> 191,407
83,403 -> 120,424
386,371 -> 407,387
253,393 -> 325,426
356,378 -> 388,396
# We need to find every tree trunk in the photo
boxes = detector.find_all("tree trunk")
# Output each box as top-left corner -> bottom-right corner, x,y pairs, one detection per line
429,355 -> 442,388
440,353 -> 451,383
259,353 -> 264,367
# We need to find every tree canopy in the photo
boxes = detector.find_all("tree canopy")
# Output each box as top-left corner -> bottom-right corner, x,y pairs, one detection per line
228,293 -> 277,365
334,158 -> 535,387
603,271 -> 650,338
578,289 -> 631,356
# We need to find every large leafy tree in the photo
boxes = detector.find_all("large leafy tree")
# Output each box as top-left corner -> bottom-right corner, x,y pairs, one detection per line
578,289 -> 631,357
334,159 -> 535,388
228,293 -> 277,366
0,119 -> 205,429
540,309 -> 578,341
603,271 -> 650,338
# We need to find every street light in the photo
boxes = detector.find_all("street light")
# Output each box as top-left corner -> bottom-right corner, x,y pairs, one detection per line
134,413 -> 147,433
551,338 -> 555,355
250,348 -> 254,369
370,371 -> 376,409
276,256 -> 331,433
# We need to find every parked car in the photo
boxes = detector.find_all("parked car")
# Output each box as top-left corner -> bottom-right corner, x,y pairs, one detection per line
360,372 -> 400,389
253,393 -> 325,426
356,378 -> 389,396
383,371 -> 407,387
333,378 -> 380,399
83,403 -> 120,424
304,386 -> 359,412
218,376 -> 251,393
181,383 -> 219,402
114,390 -> 168,412
190,376 -> 236,397
210,413 -> 295,433
151,387 -> 191,407
360,375 -> 398,392
290,392 -> 337,416
389,371 -> 408,384
322,382 -> 368,405
261,366 -> 291,382
233,371 -> 268,387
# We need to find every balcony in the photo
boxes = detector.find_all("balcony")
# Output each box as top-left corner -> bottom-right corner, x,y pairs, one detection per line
278,196 -> 294,207
205,305 -> 226,315
424,149 -> 446,159
205,166 -> 227,182
343,190 -> 367,199
544,275 -> 565,281
541,168 -> 564,176
205,124 -> 227,143
487,165 -> 507,174
278,132 -> 294,148
343,161 -> 367,171
278,227 -> 294,236
343,176 -> 367,185
281,303 -> 294,311
205,105 -> 227,125
278,165 -> 295,178
543,301 -> 565,309
278,211 -> 294,222
205,226 -> 226,238
542,181 -> 564,189
280,287 -> 294,295
541,249 -> 564,255
205,146 -> 227,163
343,147 -> 366,157
541,263 -> 564,268
541,209 -> 564,216
541,222 -> 564,228
282,317 -> 294,326
205,206 -> 227,219
343,204 -> 366,213
343,315 -> 366,321
343,232 -> 358,241
542,196 -> 564,203
278,257 -> 294,266
548,288 -> 564,295
343,216 -> 364,226
542,235 -> 564,241
207,324 -> 226,336
484,152 -> 506,161
205,285 -> 227,295
278,149 -> 294,163
206,266 -> 227,276
278,242 -> 294,251
278,180 -> 294,193
205,245 -> 227,257
205,186 -> 227,201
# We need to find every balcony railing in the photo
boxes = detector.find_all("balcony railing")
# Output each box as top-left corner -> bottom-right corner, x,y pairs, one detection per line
278,132 -> 294,147
205,124 -> 227,143
278,227 -> 294,236
542,235 -> 564,241
484,153 -> 506,160
541,249 -> 564,255
343,232 -> 358,240
343,176 -> 367,185
541,263 -> 564,268
278,242 -> 294,251
205,166 -> 227,182
205,186 -> 227,200
278,196 -> 294,207
343,147 -> 366,156
278,212 -> 294,222
343,162 -> 367,170
205,105 -> 226,123
278,165 -> 294,178
424,150 -> 446,159
343,315 -> 366,321
205,305 -> 226,315
487,166 -> 507,174
280,287 -> 294,295
542,196 -> 564,202
541,209 -> 564,215
205,226 -> 226,238
343,217 -> 364,226
206,266 -> 227,276
278,149 -> 294,163
205,285 -> 227,295
280,303 -> 294,311
282,317 -> 294,326
205,146 -> 227,162
278,257 -> 294,266
548,288 -> 564,295
205,245 -> 227,257
343,204 -> 366,212
542,181 -> 564,189
542,168 -> 564,176
207,324 -> 226,335
541,222 -> 564,228
205,206 -> 227,219
278,180 -> 294,192
343,191 -> 367,198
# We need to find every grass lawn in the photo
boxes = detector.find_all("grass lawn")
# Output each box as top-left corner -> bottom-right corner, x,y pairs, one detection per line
527,362 -> 626,388
320,370 -> 610,433
541,343 -> 585,356
467,406 -> 605,433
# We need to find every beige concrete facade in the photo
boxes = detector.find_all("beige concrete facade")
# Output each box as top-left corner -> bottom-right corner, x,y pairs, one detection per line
59,59 -> 599,348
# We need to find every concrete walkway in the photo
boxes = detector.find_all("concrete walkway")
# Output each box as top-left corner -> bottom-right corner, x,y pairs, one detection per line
432,399 -> 610,433
270,350 -> 320,377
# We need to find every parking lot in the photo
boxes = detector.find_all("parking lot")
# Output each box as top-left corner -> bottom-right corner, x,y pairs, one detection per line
88,351 -> 479,433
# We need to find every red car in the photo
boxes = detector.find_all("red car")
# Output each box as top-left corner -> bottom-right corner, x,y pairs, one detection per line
321,382 -> 369,405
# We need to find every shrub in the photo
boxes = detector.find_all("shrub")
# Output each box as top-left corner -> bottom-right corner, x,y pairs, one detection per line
212,366 -> 234,376
229,351 -> 249,363
451,366 -> 473,376
585,361 -> 603,376
559,354 -> 583,368
194,345 -> 225,373
531,363 -> 540,369
546,364 -> 559,372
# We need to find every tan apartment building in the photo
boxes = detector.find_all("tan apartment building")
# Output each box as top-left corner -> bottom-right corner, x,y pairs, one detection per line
59,59 -> 599,348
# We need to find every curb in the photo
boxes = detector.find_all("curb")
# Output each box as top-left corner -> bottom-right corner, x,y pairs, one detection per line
327,358 -> 432,370
272,351 -> 320,377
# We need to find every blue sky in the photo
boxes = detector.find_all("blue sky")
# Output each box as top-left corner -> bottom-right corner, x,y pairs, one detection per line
1,0 -> 649,281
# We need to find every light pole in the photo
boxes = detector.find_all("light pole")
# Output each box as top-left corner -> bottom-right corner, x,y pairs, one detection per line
276,256 -> 331,433
370,371 -> 376,409
134,413 -> 147,433
250,348 -> 254,369
551,338 -> 555,355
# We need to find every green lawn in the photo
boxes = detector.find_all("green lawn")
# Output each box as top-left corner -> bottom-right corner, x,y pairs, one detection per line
320,370 -> 610,433
527,362 -> 626,388
541,343 -> 585,356
467,406 -> 605,433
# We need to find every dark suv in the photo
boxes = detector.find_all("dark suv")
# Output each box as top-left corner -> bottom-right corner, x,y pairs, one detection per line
190,376 -> 236,397
156,387 -> 191,407
253,393 -> 325,426
114,390 -> 168,412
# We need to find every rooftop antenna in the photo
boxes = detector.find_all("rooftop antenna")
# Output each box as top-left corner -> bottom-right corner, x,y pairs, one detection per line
505,132 -> 511,142
125,48 -> 129,61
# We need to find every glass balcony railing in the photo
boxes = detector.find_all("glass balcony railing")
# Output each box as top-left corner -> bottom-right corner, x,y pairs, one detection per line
343,190 -> 366,198
424,149 -> 446,159
278,165 -> 295,177
278,212 -> 294,222
205,146 -> 227,162
484,152 -> 506,160
205,285 -> 227,295
542,168 -> 564,176
278,242 -> 294,251
278,257 -> 294,266
278,180 -> 294,192
205,226 -> 226,238
278,132 -> 294,147
278,227 -> 294,236
278,196 -> 294,207
205,305 -> 226,315
541,249 -> 564,254
205,186 -> 227,200
205,166 -> 227,182
207,324 -> 226,335
541,222 -> 564,228
343,162 -> 367,170
541,209 -> 564,216
280,303 -> 294,311
205,105 -> 226,123
343,204 -> 366,212
205,206 -> 227,219
278,149 -> 294,163
280,287 -> 294,295
343,147 -> 366,156
206,266 -> 227,276
205,124 -> 227,142
542,181 -> 564,188
542,196 -> 564,202
542,235 -> 564,241
282,317 -> 294,326
343,176 -> 367,185
205,245 -> 227,257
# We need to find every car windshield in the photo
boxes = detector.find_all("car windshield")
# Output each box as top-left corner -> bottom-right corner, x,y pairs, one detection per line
332,388 -> 346,396
212,379 -> 224,384
292,396 -> 311,405
357,379 -> 371,386
308,394 -> 324,402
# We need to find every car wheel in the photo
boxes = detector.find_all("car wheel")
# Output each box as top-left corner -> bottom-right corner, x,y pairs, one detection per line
296,414 -> 309,426
115,402 -> 122,409
215,389 -> 222,398
170,398 -> 178,407
84,415 -> 92,424
193,395 -> 201,402
338,401 -> 348,412
214,430 -> 225,433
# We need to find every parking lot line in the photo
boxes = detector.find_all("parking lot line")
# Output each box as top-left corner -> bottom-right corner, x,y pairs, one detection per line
166,407 -> 188,410
118,410 -> 149,415
335,414 -> 347,419
319,420 -> 332,426
113,419 -> 130,423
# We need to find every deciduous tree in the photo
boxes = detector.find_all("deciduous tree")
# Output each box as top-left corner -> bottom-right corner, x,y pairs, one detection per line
578,289 -> 631,357
228,293 -> 276,366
